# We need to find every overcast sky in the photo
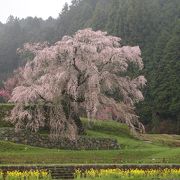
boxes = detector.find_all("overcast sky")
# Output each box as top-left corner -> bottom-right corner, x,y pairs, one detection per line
0,0 -> 72,23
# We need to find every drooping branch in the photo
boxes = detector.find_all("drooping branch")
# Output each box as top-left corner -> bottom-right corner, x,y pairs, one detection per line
34,90 -> 51,103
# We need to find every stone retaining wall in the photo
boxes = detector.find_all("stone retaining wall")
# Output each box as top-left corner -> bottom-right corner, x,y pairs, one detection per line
0,127 -> 119,150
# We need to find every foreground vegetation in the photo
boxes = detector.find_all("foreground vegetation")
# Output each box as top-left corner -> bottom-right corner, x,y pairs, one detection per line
0,119 -> 179,165
75,168 -> 180,180
0,170 -> 51,180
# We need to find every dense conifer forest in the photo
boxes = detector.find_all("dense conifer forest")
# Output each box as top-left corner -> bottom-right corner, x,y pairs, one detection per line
0,0 -> 179,133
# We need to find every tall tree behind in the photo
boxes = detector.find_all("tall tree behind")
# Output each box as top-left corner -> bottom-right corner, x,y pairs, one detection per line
0,17 -> 24,83
151,20 -> 180,133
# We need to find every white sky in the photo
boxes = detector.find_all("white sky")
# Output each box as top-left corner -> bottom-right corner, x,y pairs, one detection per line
0,0 -> 72,23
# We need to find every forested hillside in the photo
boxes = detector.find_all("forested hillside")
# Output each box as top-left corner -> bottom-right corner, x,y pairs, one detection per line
0,0 -> 179,133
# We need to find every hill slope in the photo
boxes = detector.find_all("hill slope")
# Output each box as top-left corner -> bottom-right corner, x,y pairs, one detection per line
0,119 -> 179,164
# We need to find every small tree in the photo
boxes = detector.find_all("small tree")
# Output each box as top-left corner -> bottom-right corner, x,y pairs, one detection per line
0,89 -> 10,100
0,69 -> 22,101
8,29 -> 146,140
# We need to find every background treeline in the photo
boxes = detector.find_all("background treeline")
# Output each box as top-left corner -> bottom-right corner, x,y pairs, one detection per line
0,0 -> 179,133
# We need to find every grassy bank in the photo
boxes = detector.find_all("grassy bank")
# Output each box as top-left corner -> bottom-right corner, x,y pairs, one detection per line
0,118 -> 179,164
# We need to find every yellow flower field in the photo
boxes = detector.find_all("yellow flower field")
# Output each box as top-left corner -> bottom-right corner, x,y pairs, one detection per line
75,168 -> 180,180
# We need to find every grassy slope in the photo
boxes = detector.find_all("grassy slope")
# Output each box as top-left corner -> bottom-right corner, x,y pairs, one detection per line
0,118 -> 179,165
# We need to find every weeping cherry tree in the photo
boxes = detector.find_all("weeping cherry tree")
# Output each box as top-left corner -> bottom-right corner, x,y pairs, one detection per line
8,28 -> 146,140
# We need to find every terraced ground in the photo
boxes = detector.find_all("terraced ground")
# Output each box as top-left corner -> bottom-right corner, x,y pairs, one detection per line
0,118 -> 179,165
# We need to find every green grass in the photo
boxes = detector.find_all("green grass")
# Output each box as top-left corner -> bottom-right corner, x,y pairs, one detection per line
0,118 -> 179,164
